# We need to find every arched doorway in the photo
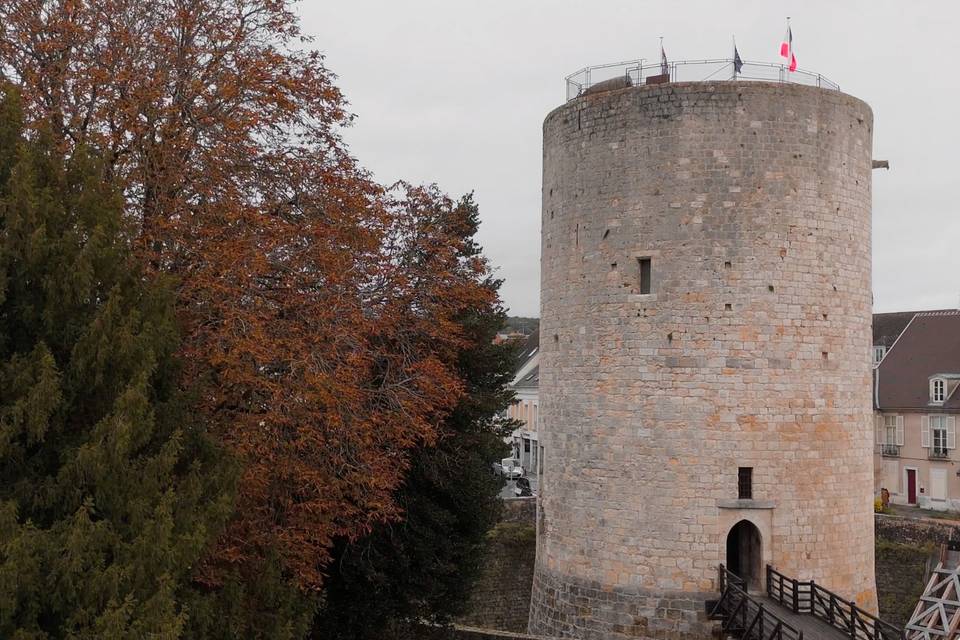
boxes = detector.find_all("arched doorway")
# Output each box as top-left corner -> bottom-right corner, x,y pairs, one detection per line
726,520 -> 762,590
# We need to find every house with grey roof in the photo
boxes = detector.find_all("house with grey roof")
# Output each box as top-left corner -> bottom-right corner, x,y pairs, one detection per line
872,308 -> 952,366
874,310 -> 960,510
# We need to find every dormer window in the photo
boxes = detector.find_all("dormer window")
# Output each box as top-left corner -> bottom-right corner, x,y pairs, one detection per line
872,346 -> 886,365
932,378 -> 946,404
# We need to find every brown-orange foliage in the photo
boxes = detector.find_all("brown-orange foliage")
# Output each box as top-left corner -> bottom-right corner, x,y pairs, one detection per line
0,0 -> 495,588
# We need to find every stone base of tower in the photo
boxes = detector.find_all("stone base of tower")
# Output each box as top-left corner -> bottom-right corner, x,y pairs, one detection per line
528,566 -> 717,640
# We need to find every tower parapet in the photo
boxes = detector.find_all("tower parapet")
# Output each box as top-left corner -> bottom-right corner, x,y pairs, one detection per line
564,58 -> 841,101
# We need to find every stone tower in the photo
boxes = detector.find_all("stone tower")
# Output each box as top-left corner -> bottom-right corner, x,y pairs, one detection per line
529,81 -> 877,640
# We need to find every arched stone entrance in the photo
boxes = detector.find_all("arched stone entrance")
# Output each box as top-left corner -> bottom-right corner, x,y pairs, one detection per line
726,519 -> 762,590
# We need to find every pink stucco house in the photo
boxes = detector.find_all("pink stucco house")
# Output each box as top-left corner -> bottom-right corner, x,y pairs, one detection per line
874,310 -> 960,510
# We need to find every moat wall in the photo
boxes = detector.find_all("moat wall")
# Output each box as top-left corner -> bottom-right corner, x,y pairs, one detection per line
457,509 -> 942,639
874,513 -> 960,628
533,80 -> 876,639
457,500 -> 538,632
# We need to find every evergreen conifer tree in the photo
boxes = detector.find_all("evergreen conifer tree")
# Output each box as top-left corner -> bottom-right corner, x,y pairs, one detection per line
0,87 -> 234,639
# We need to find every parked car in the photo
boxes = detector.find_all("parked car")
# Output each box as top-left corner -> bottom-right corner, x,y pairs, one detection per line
500,457 -> 524,479
515,476 -> 533,497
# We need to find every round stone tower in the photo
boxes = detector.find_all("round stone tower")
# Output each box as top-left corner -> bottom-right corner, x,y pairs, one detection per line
530,80 -> 876,640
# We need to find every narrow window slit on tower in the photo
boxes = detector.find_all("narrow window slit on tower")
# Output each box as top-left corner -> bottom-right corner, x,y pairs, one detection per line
638,257 -> 652,294
724,261 -> 732,269
738,467 -> 753,500
725,303 -> 733,311
822,352 -> 828,360
610,262 -> 617,270
768,285 -> 775,292
667,332 -> 673,344
603,229 -> 610,239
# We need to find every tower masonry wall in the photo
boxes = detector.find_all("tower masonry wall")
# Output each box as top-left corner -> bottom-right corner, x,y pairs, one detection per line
530,81 -> 876,640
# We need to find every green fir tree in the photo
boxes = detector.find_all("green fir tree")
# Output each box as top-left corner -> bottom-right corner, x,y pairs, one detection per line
0,87 -> 234,639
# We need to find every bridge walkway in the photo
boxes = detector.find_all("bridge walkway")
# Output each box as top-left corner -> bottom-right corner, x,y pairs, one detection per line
754,595 -> 851,640
711,565 -> 903,640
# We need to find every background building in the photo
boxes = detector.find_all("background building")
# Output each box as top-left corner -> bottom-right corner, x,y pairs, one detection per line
874,311 -> 960,510
505,330 -> 540,474
872,311 -> 918,366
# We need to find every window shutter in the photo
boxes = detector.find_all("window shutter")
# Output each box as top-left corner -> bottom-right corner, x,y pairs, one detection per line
875,414 -> 884,445
932,469 -> 948,500
922,415 -> 930,448
896,415 -> 905,446
948,416 -> 957,450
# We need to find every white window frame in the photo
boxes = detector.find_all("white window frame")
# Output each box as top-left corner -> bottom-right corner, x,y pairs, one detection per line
932,419 -> 948,454
923,414 -> 956,455
932,378 -> 946,404
884,415 -> 897,445
873,345 -> 886,364
876,414 -> 904,447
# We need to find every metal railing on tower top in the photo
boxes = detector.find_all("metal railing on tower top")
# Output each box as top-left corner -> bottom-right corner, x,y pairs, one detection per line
565,58 -> 841,101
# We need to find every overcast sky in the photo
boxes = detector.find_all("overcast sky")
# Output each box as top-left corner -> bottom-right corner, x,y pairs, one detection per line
301,1 -> 959,317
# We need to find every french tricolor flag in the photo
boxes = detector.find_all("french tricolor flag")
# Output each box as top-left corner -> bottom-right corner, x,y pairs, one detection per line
780,23 -> 798,72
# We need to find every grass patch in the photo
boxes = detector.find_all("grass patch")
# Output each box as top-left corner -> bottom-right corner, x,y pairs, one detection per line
875,537 -> 938,628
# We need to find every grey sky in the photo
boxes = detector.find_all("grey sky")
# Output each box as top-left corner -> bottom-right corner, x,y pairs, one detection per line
302,1 -> 959,317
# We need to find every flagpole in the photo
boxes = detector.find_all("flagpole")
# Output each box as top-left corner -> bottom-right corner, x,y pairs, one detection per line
733,36 -> 737,80
786,16 -> 791,76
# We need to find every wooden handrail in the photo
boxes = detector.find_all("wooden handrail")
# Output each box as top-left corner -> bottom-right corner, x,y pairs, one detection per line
715,565 -> 804,640
765,565 -> 904,640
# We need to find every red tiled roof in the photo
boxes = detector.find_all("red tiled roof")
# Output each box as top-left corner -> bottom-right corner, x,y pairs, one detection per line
876,311 -> 960,410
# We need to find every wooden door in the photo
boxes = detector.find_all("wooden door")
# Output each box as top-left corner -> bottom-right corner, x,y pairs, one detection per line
907,469 -> 917,504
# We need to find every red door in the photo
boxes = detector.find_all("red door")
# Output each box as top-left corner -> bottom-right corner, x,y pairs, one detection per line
907,469 -> 917,504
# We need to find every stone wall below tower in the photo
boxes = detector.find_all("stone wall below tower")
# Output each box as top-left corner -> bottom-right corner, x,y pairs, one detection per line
528,566 -> 715,640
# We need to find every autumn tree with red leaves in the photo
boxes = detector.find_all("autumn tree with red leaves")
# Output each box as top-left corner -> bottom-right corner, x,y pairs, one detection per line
0,0 -> 498,601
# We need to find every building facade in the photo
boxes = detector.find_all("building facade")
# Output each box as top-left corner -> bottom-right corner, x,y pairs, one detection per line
530,80 -> 878,640
874,311 -> 960,511
505,331 -> 540,474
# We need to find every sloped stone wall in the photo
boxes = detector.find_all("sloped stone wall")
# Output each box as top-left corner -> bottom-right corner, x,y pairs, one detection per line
874,513 -> 956,628
457,522 -> 537,633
